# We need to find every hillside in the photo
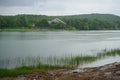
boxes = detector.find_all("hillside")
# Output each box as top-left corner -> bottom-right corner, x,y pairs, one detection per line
0,14 -> 120,30
64,14 -> 120,21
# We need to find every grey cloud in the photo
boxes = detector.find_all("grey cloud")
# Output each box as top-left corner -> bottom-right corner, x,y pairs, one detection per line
36,1 -> 65,11
0,0 -> 120,16
0,0 -> 46,7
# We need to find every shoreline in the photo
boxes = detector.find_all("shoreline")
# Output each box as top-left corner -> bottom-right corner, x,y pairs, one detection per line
0,28 -> 120,32
0,62 -> 120,80
0,49 -> 120,77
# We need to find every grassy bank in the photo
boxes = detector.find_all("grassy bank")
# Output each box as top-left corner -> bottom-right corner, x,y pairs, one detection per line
0,28 -> 50,32
0,49 -> 120,77
0,64 -> 67,77
0,28 -> 76,32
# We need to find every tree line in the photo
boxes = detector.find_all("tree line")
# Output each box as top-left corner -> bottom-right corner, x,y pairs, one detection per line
0,14 -> 120,30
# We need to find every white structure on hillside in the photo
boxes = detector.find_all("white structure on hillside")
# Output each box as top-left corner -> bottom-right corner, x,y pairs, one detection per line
48,18 -> 66,24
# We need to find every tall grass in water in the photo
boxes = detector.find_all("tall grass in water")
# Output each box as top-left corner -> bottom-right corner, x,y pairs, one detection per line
0,49 -> 120,77
1,49 -> 120,69
97,49 -> 120,58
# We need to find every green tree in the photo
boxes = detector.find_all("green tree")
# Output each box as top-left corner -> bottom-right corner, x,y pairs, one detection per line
17,16 -> 29,28
36,19 -> 49,28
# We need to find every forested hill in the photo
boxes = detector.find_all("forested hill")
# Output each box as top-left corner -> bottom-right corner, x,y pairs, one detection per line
0,14 -> 120,30
62,14 -> 120,21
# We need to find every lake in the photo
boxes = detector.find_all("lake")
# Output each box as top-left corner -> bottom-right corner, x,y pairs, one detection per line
0,31 -> 120,68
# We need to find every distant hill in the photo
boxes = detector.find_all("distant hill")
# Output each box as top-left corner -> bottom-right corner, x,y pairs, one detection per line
59,13 -> 120,22
1,13 -> 120,22
0,13 -> 120,30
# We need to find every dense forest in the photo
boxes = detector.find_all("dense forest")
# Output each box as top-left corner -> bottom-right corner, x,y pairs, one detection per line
0,14 -> 120,30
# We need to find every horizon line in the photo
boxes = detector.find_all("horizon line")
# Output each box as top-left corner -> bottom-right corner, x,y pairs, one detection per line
0,13 -> 120,17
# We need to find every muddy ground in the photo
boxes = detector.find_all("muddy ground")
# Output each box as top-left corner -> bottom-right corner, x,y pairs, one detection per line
1,62 -> 120,80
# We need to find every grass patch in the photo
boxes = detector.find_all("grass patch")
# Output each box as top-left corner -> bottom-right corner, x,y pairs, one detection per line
0,68 -> 33,77
0,64 -> 68,77
0,28 -> 48,32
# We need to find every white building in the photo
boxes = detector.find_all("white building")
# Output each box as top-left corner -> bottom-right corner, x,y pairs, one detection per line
48,18 -> 66,24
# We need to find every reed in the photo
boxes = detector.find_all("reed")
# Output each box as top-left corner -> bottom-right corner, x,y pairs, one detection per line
0,49 -> 120,77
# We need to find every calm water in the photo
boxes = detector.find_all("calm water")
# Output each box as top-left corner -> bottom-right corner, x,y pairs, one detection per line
0,31 -> 120,68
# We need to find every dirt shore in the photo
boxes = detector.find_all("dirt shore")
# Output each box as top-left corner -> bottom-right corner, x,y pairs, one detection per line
1,62 -> 120,80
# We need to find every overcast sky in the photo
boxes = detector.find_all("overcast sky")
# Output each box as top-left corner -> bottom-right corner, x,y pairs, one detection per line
0,0 -> 120,16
